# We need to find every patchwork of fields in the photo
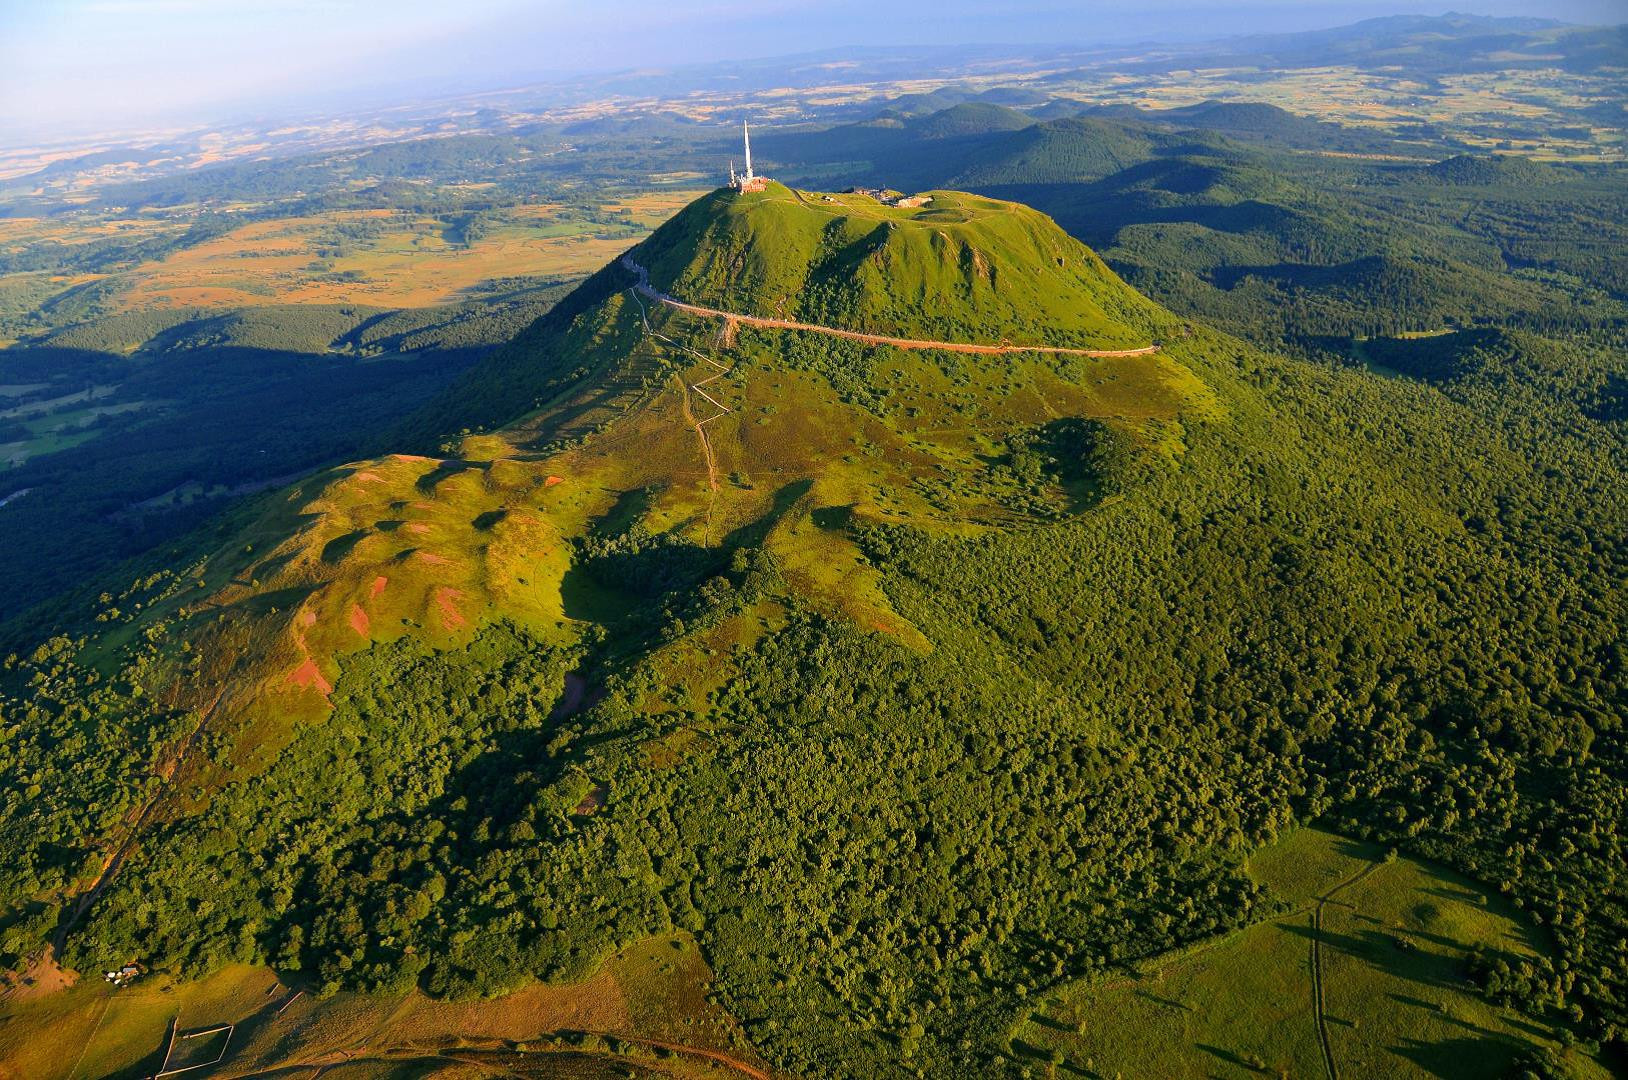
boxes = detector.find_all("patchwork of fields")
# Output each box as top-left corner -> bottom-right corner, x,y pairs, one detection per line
0,193 -> 703,329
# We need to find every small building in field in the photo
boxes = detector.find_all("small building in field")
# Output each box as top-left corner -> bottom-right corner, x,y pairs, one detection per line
844,187 -> 932,208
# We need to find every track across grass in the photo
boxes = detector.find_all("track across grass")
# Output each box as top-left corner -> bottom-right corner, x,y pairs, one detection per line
622,255 -> 1159,359
1006,829 -> 1610,1080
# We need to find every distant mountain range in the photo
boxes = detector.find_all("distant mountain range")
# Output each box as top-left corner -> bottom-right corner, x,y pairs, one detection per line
4,12 -> 1622,193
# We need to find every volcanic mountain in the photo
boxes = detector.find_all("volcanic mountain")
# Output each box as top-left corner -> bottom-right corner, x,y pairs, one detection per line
3,183 -> 1608,1078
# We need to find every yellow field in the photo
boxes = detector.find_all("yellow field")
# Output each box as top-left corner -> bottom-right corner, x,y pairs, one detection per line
0,215 -> 186,253
0,192 -> 706,326
114,195 -> 703,311
0,932 -> 777,1080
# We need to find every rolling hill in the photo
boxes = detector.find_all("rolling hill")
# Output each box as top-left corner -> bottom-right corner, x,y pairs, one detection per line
744,101 -> 1625,347
0,182 -> 1622,1079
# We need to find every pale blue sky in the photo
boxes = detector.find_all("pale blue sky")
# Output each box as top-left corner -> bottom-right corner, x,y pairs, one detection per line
1,0 -> 1621,141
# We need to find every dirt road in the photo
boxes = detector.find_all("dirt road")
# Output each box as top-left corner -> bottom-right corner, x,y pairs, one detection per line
621,255 -> 1159,358
1309,859 -> 1383,1080
230,1030 -> 776,1080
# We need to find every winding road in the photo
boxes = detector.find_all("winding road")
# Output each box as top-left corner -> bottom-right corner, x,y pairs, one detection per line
621,255 -> 1159,358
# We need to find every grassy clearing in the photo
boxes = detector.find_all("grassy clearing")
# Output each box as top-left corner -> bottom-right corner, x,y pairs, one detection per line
158,1023 -> 231,1072
1009,829 -> 1607,1080
0,963 -> 280,1080
1,427 -> 100,467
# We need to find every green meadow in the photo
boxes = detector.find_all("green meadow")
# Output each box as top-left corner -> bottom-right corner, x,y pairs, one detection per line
1010,830 -> 1608,1080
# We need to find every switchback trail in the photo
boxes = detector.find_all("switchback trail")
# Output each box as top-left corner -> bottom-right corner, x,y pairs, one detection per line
627,283 -> 738,542
621,255 -> 1159,358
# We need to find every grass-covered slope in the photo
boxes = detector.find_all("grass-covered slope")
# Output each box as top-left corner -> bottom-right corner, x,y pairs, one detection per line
632,184 -> 1164,349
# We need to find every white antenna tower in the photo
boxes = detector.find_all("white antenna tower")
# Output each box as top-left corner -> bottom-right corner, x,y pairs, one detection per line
731,119 -> 766,191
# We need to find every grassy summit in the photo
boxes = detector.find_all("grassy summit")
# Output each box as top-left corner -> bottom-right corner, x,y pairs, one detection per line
633,183 -> 1163,349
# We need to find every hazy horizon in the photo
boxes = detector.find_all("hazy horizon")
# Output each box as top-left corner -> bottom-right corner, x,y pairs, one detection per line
2,0 -> 1624,144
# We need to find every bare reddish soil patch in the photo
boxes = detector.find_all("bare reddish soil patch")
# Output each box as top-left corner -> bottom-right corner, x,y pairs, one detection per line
349,604 -> 371,638
415,552 -> 451,566
0,948 -> 76,1002
297,609 -> 317,628
434,587 -> 467,629
406,523 -> 430,534
371,575 -> 389,598
354,471 -> 385,483
288,658 -> 332,695
545,475 -> 566,487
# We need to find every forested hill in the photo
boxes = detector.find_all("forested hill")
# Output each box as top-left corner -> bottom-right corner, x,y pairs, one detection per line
0,176 -> 1623,1080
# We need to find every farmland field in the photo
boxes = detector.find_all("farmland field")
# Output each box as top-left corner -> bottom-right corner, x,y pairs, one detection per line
114,195 -> 701,311
0,192 -> 703,333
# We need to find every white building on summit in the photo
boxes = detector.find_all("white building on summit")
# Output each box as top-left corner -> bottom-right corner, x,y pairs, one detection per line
729,121 -> 768,193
